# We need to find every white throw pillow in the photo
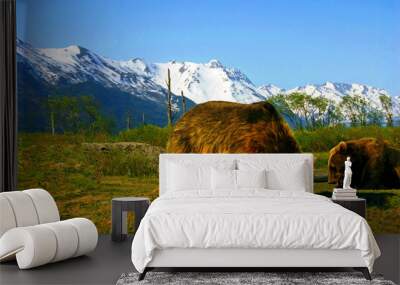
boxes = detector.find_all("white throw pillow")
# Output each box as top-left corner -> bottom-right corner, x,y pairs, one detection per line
236,169 -> 267,189
167,159 -> 236,192
211,168 -> 236,190
238,159 -> 308,191
266,162 -> 306,191
167,162 -> 211,191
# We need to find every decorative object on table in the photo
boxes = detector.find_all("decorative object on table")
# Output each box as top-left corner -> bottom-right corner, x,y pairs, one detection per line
332,157 -> 358,200
331,198 -> 366,218
343,156 -> 353,190
0,189 -> 98,269
116,271 -> 394,285
112,197 -> 150,242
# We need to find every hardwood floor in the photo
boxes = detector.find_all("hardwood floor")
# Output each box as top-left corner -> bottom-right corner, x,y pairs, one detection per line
0,235 -> 398,285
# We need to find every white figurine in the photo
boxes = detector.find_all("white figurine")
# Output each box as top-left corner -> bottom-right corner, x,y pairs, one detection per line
343,156 -> 353,189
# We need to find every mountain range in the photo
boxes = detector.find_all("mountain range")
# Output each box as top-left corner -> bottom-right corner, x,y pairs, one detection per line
17,39 -> 399,131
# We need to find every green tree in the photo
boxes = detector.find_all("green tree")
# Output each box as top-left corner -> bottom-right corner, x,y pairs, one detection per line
47,95 -> 80,133
309,96 -> 329,128
340,95 -> 368,126
367,108 -> 384,126
286,92 -> 313,129
79,95 -> 114,134
379,93 -> 393,127
46,95 -> 114,134
267,94 -> 299,127
325,104 -> 344,126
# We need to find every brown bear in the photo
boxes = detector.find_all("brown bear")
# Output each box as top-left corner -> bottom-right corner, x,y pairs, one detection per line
167,101 -> 301,153
328,138 -> 400,189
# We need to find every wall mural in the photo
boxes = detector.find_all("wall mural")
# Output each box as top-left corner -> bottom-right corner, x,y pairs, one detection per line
17,0 -> 400,233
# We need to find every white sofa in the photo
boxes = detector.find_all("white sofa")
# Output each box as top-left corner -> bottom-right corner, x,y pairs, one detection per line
0,189 -> 98,269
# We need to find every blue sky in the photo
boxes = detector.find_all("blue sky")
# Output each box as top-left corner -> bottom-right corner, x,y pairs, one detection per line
17,0 -> 400,95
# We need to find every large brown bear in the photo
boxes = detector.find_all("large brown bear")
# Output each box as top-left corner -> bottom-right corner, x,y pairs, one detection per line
328,138 -> 400,189
167,101 -> 300,153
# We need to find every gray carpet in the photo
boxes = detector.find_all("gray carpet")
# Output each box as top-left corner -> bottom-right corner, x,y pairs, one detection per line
116,272 -> 396,285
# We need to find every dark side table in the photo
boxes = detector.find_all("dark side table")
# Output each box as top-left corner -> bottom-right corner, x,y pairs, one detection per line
111,197 -> 150,242
331,198 -> 366,218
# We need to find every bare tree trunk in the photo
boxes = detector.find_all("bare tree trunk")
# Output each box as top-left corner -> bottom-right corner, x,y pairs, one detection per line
126,113 -> 131,130
165,69 -> 172,126
50,111 -> 55,135
387,115 -> 393,127
181,90 -> 186,114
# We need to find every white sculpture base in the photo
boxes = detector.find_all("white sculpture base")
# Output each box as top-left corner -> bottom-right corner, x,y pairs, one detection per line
332,188 -> 358,200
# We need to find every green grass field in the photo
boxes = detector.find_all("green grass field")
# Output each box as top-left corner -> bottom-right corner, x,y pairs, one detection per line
17,126 -> 400,234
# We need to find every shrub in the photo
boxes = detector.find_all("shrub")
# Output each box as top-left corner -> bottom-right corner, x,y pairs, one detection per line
117,125 -> 172,147
84,148 -> 159,178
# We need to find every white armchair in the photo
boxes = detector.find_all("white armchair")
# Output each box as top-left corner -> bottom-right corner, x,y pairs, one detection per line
0,189 -> 98,269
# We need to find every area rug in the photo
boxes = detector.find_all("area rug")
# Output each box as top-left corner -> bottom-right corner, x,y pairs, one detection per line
116,271 -> 395,285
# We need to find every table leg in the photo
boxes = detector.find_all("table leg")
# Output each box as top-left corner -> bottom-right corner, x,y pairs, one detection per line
112,202 -> 125,242
121,210 -> 127,238
134,202 -> 150,233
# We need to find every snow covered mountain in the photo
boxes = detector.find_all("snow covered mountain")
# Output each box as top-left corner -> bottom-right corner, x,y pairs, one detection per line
17,39 -> 265,104
257,84 -> 285,98
17,39 -> 195,130
151,59 -> 265,103
17,38 -> 399,131
17,39 -> 167,103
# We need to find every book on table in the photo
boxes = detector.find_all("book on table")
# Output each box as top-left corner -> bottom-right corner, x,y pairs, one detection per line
332,194 -> 358,200
333,188 -> 357,193
332,188 -> 358,200
333,193 -> 357,197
